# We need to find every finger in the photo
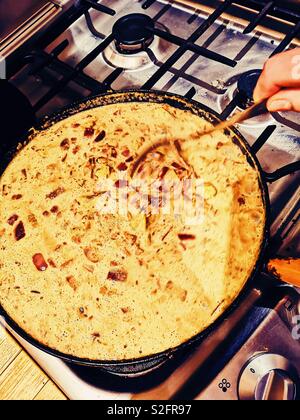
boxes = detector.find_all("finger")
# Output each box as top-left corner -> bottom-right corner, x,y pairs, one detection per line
253,48 -> 300,102
253,68 -> 281,103
267,89 -> 300,112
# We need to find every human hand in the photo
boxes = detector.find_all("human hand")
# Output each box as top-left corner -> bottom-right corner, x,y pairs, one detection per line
253,48 -> 300,112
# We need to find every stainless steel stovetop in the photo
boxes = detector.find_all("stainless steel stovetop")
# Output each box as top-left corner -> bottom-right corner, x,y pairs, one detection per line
1,0 -> 300,400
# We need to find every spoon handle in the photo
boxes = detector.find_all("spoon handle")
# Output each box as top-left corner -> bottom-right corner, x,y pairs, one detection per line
227,98 -> 269,125
203,99 -> 269,136
131,99 -> 269,177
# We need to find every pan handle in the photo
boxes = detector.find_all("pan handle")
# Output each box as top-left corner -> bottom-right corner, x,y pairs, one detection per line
264,161 -> 300,183
267,258 -> 300,288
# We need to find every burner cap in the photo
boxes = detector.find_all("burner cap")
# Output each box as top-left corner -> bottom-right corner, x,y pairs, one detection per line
112,14 -> 155,54
237,70 -> 262,109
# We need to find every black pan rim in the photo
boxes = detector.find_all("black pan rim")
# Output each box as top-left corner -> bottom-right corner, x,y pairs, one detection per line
0,89 -> 270,368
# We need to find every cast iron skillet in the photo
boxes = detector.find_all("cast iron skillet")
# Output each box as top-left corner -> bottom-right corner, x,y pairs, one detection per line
0,89 -> 299,374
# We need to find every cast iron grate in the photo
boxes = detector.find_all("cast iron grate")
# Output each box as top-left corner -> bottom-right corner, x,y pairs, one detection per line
7,0 -> 300,196
20,0 -> 299,113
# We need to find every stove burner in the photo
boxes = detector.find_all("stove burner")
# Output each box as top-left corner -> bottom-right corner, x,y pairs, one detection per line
104,18 -> 170,71
113,14 -> 155,54
237,69 -> 262,109
218,71 -> 273,128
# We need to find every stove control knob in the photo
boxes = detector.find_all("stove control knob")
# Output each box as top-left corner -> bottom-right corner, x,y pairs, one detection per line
238,353 -> 298,400
255,370 -> 296,400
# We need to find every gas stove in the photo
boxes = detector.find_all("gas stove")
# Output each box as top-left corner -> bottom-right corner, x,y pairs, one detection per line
0,0 -> 300,400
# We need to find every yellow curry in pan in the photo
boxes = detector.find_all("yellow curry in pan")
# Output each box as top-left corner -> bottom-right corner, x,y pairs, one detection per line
0,102 -> 265,360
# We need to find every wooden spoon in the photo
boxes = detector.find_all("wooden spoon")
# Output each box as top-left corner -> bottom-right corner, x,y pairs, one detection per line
131,99 -> 268,177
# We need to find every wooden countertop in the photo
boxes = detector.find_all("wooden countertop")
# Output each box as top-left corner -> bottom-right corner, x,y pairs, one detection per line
0,324 -> 67,400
